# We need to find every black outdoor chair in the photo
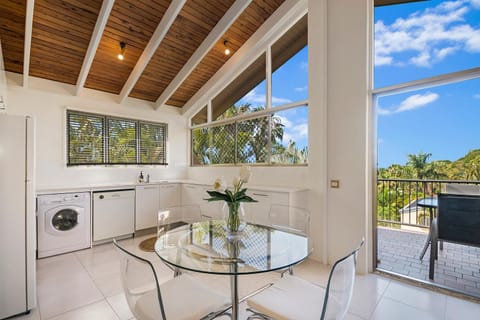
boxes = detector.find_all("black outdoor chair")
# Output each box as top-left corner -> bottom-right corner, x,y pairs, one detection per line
429,193 -> 480,279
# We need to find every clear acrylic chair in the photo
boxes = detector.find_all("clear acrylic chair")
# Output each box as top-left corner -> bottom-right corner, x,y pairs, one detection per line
113,239 -> 230,320
246,238 -> 364,320
268,204 -> 310,275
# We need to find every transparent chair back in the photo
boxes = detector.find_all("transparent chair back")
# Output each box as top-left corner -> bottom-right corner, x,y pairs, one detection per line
113,240 -> 166,320
157,205 -> 201,237
321,239 -> 363,320
268,204 -> 310,236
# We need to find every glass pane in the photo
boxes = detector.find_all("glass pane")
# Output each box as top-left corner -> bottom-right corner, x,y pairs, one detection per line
139,122 -> 166,164
52,209 -> 78,231
236,115 -> 269,164
108,118 -> 137,164
67,111 -> 104,165
210,123 -> 236,164
377,77 -> 480,177
191,127 -> 211,165
212,53 -> 266,120
271,15 -> 308,106
374,0 -> 480,88
191,105 -> 208,126
271,106 -> 308,164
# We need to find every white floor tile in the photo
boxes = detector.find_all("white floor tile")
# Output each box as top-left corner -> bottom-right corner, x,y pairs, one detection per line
37,255 -> 104,319
47,300 -> 119,320
106,293 -> 133,320
445,296 -> 480,320
344,312 -> 367,320
8,307 -> 41,320
382,280 -> 446,318
348,274 -> 390,319
371,297 -> 441,320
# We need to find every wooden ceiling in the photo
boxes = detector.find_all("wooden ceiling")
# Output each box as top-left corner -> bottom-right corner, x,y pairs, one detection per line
0,0 -> 421,109
0,0 -> 286,109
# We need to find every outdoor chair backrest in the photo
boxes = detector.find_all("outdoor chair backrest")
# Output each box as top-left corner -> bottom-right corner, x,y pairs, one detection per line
437,193 -> 480,247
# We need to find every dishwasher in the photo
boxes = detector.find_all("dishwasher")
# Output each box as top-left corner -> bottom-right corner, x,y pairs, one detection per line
93,189 -> 135,243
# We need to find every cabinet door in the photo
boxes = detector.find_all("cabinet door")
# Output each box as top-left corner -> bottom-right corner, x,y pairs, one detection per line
135,185 -> 160,230
182,184 -> 204,205
244,190 -> 289,225
159,184 -> 181,208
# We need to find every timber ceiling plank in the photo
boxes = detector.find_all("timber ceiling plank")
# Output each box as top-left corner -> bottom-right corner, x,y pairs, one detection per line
167,0 -> 285,107
84,0 -> 170,94
129,0 -> 235,102
0,0 -> 26,74
29,0 -> 103,84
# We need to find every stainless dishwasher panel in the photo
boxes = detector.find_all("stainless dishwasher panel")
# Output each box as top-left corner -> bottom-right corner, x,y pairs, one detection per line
93,189 -> 135,242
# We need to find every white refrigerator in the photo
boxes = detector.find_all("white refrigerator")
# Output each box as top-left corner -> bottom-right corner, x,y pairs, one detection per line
0,114 -> 36,319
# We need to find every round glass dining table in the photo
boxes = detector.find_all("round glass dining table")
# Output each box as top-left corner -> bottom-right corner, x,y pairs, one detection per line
154,220 -> 311,320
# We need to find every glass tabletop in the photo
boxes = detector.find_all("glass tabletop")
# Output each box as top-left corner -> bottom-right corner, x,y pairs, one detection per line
154,220 -> 311,275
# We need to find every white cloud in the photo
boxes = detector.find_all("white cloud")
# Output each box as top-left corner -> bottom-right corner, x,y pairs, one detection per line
241,89 -> 291,106
275,115 -> 307,144
474,93 -> 480,99
294,86 -> 308,92
469,0 -> 480,9
378,92 -> 439,115
300,61 -> 308,70
375,1 -> 480,67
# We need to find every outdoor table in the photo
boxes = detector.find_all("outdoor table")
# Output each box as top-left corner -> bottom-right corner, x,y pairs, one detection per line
154,220 -> 311,320
418,197 -> 439,260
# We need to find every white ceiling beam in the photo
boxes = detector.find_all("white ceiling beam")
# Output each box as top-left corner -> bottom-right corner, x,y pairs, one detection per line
182,0 -> 307,117
23,0 -> 35,88
75,0 -> 115,96
118,0 -> 186,104
154,0 -> 252,110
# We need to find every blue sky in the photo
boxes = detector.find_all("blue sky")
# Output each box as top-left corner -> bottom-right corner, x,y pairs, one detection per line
375,0 -> 480,168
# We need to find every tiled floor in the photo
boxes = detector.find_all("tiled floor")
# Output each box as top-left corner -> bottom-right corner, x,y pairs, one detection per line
10,234 -> 480,320
377,226 -> 480,297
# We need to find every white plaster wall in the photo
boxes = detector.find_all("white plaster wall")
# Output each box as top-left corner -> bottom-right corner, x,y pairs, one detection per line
5,73 -> 188,190
325,0 -> 372,273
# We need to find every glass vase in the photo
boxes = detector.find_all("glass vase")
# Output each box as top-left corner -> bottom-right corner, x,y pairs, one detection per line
223,202 -> 246,239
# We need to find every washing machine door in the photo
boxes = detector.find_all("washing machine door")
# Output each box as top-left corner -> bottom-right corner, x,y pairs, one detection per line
45,206 -> 84,236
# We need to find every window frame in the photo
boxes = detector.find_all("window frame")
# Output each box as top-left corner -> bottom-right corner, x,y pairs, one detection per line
66,110 -> 168,166
189,14 -> 308,167
191,101 -> 308,167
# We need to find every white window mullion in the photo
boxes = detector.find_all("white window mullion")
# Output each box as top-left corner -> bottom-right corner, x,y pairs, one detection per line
266,46 -> 272,109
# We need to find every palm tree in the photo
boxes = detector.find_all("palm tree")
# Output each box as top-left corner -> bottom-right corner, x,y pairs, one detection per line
407,152 -> 433,179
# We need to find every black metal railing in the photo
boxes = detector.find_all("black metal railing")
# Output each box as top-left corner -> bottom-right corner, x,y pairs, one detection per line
377,179 -> 480,229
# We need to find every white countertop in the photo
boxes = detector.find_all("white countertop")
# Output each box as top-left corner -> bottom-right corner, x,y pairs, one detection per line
36,180 -> 308,195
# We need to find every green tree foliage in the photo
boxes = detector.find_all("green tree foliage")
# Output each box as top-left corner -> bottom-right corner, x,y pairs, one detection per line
192,103 -> 307,165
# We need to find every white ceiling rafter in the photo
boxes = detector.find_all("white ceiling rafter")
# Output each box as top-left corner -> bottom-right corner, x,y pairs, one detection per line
154,0 -> 253,110
118,0 -> 187,104
182,0 -> 308,118
23,0 -> 35,88
75,0 -> 115,96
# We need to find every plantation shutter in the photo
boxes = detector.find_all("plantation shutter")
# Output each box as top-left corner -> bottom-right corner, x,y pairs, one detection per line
139,122 -> 167,164
67,111 -> 105,165
107,118 -> 137,164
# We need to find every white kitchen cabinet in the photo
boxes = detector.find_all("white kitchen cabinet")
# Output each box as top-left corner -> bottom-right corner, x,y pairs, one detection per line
182,184 -> 222,219
135,185 -> 160,230
159,184 -> 181,208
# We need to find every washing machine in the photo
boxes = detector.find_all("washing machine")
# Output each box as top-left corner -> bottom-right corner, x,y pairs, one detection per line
37,192 -> 91,258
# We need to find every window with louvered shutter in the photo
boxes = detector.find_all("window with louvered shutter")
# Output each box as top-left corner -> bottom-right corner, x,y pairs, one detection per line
67,111 -> 105,165
107,118 -> 137,164
139,122 -> 167,165
67,110 -> 168,166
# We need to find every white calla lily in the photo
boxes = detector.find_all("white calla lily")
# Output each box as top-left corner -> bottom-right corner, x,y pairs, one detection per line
213,178 -> 226,191
239,166 -> 251,183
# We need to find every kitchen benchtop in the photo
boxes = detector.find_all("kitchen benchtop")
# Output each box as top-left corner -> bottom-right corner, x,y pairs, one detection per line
36,180 -> 308,195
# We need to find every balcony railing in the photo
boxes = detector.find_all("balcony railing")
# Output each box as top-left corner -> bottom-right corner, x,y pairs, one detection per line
377,178 -> 480,229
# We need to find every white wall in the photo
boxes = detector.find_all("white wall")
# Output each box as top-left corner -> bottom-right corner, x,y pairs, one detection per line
325,0 -> 372,273
5,73 -> 188,190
